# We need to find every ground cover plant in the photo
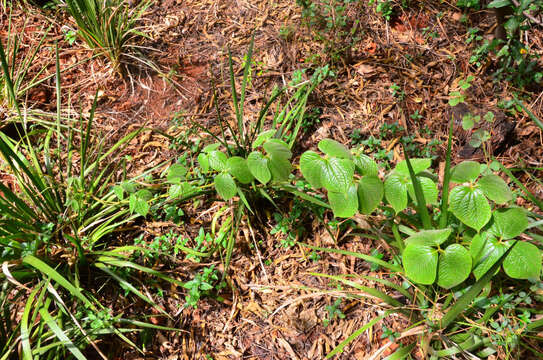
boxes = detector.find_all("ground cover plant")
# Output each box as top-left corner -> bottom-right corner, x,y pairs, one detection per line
1,0 -> 543,358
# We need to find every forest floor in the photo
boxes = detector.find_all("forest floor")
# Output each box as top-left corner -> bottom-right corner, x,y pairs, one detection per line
3,0 -> 543,359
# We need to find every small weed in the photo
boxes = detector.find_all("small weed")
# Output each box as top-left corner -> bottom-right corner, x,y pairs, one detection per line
323,298 -> 345,326
381,325 -> 400,342
389,83 -> 405,100
183,265 -> 225,308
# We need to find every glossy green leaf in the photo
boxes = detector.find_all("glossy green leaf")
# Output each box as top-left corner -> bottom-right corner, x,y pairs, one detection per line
252,129 -> 276,148
321,157 -> 355,193
214,173 -> 237,200
300,151 -> 325,189
472,236 -> 508,280
395,158 -> 431,177
167,163 -> 187,183
449,185 -> 491,231
407,176 -> 438,205
318,138 -> 352,159
129,193 -> 149,216
503,241 -> 541,279
405,228 -> 452,247
169,182 -> 196,199
328,184 -> 358,218
437,244 -> 472,289
450,161 -> 481,183
202,143 -> 221,152
353,153 -> 378,177
263,139 -> 292,159
488,207 -> 528,240
384,173 -> 408,213
208,150 -> 228,171
357,176 -> 383,214
268,154 -> 292,182
197,153 -> 210,173
488,0 -> 512,8
247,151 -> 271,184
478,174 -> 512,204
403,244 -> 438,284
227,156 -> 254,184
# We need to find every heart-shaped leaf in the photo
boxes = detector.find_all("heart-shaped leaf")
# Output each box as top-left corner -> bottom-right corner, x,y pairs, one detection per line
268,155 -> 292,182
318,139 -> 352,159
407,176 -> 438,205
395,158 -> 431,177
450,161 -> 481,183
472,236 -> 508,280
403,245 -> 438,285
328,184 -> 358,218
405,228 -> 452,247
169,182 -> 196,199
449,185 -> 491,231
353,153 -> 378,177
263,139 -> 292,159
300,151 -> 325,189
227,156 -> 254,184
357,176 -> 383,214
437,244 -> 472,289
503,241 -> 541,279
208,151 -> 228,171
214,173 -> 237,200
478,174 -> 512,204
167,164 -> 188,183
321,157 -> 355,193
202,143 -> 221,153
252,129 -> 276,149
384,173 -> 408,213
197,153 -> 210,173
247,151 -> 271,184
488,208 -> 528,240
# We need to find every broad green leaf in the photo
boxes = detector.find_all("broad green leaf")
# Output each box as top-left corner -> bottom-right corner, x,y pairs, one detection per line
169,182 -> 195,199
450,161 -> 481,183
263,139 -> 292,159
449,185 -> 491,231
300,151 -> 325,189
328,184 -> 358,218
478,174 -> 512,204
202,143 -> 221,152
469,233 -> 488,264
353,153 -> 378,177
437,244 -> 472,289
268,155 -> 292,182
208,150 -> 228,171
253,129 -> 276,148
318,138 -> 352,159
129,193 -> 149,216
407,176 -> 438,205
503,241 -> 541,279
405,228 -> 452,247
472,236 -> 508,280
403,244 -> 438,284
384,174 -> 408,213
197,153 -> 210,173
488,0 -> 511,8
227,156 -> 254,184
357,176 -> 383,214
167,163 -> 187,183
247,151 -> 271,184
113,185 -> 124,200
488,208 -> 528,240
321,157 -> 355,193
214,173 -> 237,200
395,158 -> 431,177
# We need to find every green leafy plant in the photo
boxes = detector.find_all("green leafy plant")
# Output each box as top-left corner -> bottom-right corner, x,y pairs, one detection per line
65,0 -> 151,73
298,123 -> 542,358
183,265 -> 225,308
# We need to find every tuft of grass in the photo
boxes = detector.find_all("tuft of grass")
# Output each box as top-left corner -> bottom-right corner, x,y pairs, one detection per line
65,0 -> 151,73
